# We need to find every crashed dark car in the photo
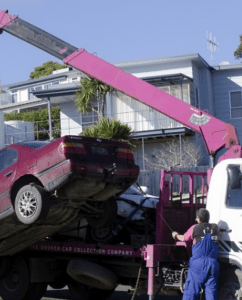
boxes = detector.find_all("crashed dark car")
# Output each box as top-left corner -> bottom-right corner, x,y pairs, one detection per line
0,135 -> 139,255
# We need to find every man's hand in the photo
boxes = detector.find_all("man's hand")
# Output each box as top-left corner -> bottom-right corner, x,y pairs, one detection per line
172,231 -> 178,240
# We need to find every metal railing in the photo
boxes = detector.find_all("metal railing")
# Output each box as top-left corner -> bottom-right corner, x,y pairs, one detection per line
0,93 -> 13,106
4,109 -> 183,145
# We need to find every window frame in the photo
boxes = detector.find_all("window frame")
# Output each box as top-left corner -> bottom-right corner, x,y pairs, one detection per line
229,90 -> 242,119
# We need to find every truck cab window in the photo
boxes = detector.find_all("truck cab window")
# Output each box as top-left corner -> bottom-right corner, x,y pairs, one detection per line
227,186 -> 242,208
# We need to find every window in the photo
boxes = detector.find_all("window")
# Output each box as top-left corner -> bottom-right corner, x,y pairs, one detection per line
0,149 -> 18,172
10,90 -> 18,103
195,88 -> 199,108
34,86 -> 42,91
230,91 -> 242,119
19,141 -> 50,148
227,186 -> 242,208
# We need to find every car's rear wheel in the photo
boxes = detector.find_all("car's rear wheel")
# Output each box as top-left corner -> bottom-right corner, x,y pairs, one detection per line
15,184 -> 50,225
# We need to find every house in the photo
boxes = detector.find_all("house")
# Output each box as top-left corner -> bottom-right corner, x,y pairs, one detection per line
1,54 -> 242,171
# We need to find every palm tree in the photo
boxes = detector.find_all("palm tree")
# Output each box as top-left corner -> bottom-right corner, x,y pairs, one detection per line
75,77 -> 114,118
80,117 -> 135,147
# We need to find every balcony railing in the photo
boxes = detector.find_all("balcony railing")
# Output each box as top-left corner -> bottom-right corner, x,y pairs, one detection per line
4,110 -> 183,145
0,93 -> 13,106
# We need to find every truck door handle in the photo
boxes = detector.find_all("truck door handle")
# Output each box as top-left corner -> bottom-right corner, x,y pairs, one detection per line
4,171 -> 13,177
220,228 -> 232,233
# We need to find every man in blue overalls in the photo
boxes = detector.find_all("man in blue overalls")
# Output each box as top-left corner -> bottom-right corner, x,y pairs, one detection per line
172,208 -> 219,300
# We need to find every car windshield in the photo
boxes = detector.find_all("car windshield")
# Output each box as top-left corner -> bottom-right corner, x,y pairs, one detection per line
19,141 -> 50,149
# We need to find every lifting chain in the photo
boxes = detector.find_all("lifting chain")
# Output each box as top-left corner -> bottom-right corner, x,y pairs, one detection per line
130,261 -> 143,300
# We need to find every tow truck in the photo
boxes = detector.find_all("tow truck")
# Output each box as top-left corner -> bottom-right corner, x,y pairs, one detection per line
1,9 -> 242,300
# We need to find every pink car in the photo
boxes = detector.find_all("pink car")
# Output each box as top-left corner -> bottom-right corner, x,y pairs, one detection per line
0,135 -> 139,255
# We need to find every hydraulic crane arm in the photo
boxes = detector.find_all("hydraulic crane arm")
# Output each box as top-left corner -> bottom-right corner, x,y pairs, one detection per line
1,10 -> 241,163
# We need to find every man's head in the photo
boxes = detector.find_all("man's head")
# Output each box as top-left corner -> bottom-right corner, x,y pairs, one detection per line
196,208 -> 210,223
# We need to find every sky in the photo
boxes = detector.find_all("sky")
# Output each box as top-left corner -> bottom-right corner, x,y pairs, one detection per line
0,0 -> 242,86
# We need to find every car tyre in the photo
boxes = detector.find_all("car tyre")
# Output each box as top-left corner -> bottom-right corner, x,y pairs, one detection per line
86,197 -> 117,228
67,260 -> 117,290
15,184 -> 50,225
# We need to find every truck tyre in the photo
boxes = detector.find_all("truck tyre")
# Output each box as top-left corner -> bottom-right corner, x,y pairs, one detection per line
22,282 -> 47,300
218,267 -> 242,300
67,260 -> 117,290
68,281 -> 115,300
15,184 -> 50,225
0,257 -> 11,279
0,257 -> 29,300
86,197 -> 117,228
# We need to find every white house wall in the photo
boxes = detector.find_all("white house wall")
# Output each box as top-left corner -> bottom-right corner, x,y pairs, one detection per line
19,89 -> 28,103
60,102 -> 82,136
212,68 -> 242,144
0,112 -> 4,149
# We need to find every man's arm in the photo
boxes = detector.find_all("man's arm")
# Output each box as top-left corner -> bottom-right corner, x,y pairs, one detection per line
172,232 -> 185,241
172,224 -> 197,242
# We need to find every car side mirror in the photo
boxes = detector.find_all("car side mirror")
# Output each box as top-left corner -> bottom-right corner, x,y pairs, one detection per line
227,165 -> 242,189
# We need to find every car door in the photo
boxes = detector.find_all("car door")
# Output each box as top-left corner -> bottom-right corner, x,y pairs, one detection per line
0,148 -> 18,213
218,184 -> 242,264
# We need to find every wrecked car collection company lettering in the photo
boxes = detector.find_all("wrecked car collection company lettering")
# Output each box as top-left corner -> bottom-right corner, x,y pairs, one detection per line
30,243 -> 141,257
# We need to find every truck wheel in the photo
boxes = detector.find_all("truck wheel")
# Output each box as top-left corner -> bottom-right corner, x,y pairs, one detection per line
0,257 -> 29,300
68,281 -> 115,300
86,197 -> 117,228
0,257 -> 11,279
67,260 -> 117,290
22,282 -> 47,300
219,268 -> 242,300
15,184 -> 50,225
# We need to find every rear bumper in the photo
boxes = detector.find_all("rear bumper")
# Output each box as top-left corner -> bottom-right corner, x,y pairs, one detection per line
38,160 -> 139,198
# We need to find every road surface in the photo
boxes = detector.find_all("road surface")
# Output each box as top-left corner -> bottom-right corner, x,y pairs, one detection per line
42,285 -> 182,300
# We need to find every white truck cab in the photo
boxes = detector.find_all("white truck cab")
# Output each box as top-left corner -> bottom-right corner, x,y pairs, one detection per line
207,159 -> 242,269
207,159 -> 242,299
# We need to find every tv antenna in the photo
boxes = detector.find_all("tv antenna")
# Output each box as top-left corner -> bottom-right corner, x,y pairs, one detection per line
206,31 -> 219,66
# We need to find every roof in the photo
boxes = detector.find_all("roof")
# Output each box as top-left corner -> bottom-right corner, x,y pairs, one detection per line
213,63 -> 242,71
0,69 -> 80,90
114,53 -> 213,70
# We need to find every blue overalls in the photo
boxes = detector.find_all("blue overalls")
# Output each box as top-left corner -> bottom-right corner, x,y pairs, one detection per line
182,233 -> 220,300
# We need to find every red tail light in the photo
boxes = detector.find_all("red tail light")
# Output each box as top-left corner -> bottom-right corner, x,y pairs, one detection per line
115,147 -> 134,162
60,142 -> 87,154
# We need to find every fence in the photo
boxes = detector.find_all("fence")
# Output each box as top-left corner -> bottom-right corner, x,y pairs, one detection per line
137,166 -> 209,197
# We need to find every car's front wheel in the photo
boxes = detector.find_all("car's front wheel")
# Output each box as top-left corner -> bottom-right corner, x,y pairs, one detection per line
15,184 -> 50,225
